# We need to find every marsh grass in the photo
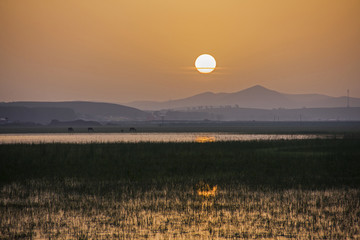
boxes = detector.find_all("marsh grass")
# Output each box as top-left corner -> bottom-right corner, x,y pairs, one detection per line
0,139 -> 360,239
1,180 -> 359,239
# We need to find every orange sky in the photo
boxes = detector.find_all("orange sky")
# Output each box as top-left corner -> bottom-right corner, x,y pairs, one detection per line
1,0 -> 360,102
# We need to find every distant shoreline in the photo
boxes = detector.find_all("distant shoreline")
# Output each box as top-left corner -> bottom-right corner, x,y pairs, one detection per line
1,121 -> 360,134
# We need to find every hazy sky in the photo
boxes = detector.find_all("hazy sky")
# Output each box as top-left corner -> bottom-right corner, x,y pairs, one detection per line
1,0 -> 360,103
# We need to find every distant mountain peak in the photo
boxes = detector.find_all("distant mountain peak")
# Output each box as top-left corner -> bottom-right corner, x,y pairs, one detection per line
125,85 -> 360,110
246,85 -> 273,91
249,84 -> 267,89
235,85 -> 280,96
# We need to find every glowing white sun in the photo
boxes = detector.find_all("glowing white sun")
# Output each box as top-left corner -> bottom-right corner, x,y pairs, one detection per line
195,54 -> 216,74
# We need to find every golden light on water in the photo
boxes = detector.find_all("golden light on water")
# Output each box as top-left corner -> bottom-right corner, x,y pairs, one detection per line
195,136 -> 216,143
197,185 -> 217,198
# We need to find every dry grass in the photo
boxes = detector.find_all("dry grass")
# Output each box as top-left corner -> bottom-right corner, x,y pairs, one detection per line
1,180 -> 359,239
1,139 -> 359,239
197,182 -> 217,198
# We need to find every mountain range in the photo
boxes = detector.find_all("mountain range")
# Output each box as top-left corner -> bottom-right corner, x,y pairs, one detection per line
126,85 -> 360,110
1,86 -> 360,124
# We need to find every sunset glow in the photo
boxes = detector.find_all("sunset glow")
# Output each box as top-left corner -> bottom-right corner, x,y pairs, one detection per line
1,1 -> 360,239
1,0 -> 359,102
195,54 -> 216,73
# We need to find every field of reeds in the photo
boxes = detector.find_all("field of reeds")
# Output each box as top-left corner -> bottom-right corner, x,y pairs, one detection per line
1,139 -> 360,239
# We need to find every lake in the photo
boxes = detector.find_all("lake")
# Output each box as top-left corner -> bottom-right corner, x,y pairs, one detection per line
0,133 -> 330,144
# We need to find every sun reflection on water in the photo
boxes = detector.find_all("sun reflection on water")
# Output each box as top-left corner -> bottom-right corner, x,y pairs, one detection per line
195,136 -> 216,143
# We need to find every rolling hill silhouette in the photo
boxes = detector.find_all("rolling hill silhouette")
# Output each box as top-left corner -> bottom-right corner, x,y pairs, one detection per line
0,101 -> 150,124
1,87 -> 359,123
127,85 -> 360,110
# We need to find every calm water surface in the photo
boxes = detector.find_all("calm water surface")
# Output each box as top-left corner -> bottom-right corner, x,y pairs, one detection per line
0,133 -> 327,144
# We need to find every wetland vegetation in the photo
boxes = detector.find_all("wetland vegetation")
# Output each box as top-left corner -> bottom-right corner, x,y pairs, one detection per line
1,139 -> 360,239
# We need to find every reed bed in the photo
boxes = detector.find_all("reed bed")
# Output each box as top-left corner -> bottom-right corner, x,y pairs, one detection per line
0,139 -> 359,239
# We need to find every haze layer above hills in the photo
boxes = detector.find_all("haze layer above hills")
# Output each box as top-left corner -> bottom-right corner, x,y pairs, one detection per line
127,85 -> 360,111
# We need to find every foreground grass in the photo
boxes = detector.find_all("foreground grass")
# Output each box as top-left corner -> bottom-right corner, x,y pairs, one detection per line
1,139 -> 359,187
0,139 -> 360,239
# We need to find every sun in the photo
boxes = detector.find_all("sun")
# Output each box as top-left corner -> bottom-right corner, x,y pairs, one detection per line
195,54 -> 216,74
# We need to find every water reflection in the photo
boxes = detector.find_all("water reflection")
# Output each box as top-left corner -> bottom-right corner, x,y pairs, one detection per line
195,136 -> 216,143
0,133 -> 328,144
